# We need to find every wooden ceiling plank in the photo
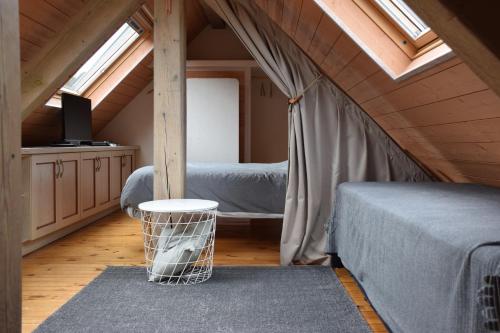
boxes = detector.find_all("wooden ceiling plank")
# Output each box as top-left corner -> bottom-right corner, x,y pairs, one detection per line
403,0 -> 500,98
104,92 -> 135,106
21,0 -> 144,120
307,14 -> 342,65
469,117 -> 500,142
44,0 -> 90,17
399,123 -> 491,145
113,84 -> 142,97
20,39 -> 42,64
267,0 -> 284,26
130,65 -> 154,81
19,15 -> 55,47
19,0 -> 70,33
362,63 -> 489,116
294,0 -> 323,50
321,34 -> 360,78
281,0 -> 303,36
121,74 -> 150,89
335,52 -> 379,90
383,90 -> 500,129
349,57 -> 463,103
118,74 -> 145,91
431,142 -> 500,164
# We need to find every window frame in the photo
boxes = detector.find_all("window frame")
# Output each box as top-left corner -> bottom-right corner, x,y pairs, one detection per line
314,0 -> 453,81
353,0 -> 443,59
46,17 -> 146,108
371,0 -> 438,49
62,21 -> 142,95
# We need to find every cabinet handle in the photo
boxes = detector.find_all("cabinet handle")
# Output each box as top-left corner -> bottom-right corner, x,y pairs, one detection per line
55,160 -> 60,179
95,157 -> 99,172
121,155 -> 126,167
98,157 -> 101,171
60,159 -> 64,177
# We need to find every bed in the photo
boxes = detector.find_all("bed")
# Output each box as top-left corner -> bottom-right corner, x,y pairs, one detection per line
329,182 -> 500,333
121,161 -> 288,219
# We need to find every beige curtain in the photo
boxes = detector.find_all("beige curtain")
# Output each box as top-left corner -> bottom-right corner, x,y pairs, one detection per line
206,0 -> 431,265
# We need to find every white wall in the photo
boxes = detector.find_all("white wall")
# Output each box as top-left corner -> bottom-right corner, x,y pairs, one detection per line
96,83 -> 153,167
187,78 -> 239,163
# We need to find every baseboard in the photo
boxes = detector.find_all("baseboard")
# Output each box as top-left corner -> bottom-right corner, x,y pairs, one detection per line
22,205 -> 120,256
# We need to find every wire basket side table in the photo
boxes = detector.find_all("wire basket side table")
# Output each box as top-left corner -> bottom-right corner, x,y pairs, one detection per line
138,199 -> 219,285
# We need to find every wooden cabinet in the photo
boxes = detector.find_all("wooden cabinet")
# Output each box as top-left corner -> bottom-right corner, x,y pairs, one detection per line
29,153 -> 80,239
110,152 -> 123,202
59,153 -> 80,227
81,152 -> 97,217
22,147 -> 137,243
30,155 -> 58,237
80,152 -> 114,219
96,152 -> 111,208
110,150 -> 136,204
121,150 -> 135,187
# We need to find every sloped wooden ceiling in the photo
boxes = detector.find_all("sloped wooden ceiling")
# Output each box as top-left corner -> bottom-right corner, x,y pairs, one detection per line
253,0 -> 500,187
21,0 -> 208,146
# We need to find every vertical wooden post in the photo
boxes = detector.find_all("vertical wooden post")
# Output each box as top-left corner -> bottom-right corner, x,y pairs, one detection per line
0,0 -> 22,332
154,0 -> 186,200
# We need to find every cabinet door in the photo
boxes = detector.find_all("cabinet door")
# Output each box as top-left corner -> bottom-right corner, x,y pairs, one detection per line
58,153 -> 80,227
121,151 -> 135,187
81,152 -> 97,217
31,155 -> 58,238
110,153 -> 123,203
96,153 -> 110,207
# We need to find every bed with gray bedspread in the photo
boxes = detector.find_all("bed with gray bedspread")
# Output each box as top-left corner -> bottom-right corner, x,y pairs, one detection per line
329,182 -> 500,333
121,161 -> 288,218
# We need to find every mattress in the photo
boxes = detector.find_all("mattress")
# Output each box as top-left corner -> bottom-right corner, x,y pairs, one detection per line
121,161 -> 288,218
329,182 -> 500,333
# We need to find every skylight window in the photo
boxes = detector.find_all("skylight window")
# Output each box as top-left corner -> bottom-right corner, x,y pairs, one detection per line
62,22 -> 140,95
372,0 -> 433,46
314,0 -> 452,80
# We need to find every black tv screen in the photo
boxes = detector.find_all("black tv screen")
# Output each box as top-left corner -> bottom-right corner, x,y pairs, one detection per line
62,93 -> 92,142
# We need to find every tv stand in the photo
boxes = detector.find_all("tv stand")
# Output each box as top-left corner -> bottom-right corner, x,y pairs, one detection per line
20,146 -> 138,254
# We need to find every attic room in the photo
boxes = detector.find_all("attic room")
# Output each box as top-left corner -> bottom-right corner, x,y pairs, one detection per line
1,0 -> 499,332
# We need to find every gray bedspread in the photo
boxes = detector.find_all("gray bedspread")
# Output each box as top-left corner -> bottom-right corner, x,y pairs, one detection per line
121,162 -> 287,216
329,182 -> 500,333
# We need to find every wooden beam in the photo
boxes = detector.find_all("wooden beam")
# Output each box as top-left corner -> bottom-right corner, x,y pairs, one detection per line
154,0 -> 186,199
21,0 -> 144,120
0,0 -> 22,332
404,0 -> 500,97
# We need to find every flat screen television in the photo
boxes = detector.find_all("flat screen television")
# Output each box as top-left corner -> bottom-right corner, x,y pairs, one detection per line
62,93 -> 92,142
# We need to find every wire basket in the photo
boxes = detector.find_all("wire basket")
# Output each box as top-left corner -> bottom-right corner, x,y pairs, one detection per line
139,201 -> 217,285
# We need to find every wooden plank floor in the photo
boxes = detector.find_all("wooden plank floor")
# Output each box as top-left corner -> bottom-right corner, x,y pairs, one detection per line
22,211 -> 388,332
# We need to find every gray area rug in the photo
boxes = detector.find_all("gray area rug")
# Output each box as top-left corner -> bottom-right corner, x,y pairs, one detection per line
34,266 -> 371,333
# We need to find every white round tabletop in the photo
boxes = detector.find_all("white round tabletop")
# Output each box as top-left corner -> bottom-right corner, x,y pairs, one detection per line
138,199 -> 219,213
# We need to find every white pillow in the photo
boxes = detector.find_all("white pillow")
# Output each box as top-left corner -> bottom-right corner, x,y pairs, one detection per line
149,219 -> 213,282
